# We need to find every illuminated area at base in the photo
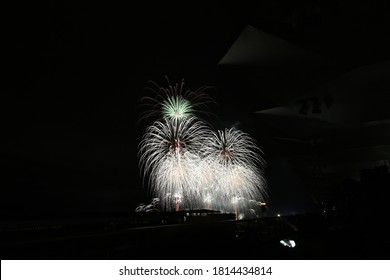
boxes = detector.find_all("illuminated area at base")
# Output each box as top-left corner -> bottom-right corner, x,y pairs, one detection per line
138,79 -> 268,218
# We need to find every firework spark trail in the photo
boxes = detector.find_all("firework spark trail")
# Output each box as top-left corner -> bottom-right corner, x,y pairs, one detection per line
155,151 -> 202,210
201,127 -> 268,215
138,116 -> 213,211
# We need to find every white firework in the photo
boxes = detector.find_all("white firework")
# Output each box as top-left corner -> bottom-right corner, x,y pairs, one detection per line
138,116 -> 212,211
201,127 -> 268,215
137,79 -> 268,217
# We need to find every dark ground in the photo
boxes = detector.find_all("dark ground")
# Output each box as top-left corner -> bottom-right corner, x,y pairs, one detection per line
1,210 -> 389,260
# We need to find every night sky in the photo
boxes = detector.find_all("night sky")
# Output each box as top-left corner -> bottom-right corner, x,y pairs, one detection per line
2,2 -> 243,218
3,1 -> 390,219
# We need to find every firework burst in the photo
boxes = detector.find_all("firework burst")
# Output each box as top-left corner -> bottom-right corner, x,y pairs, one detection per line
201,127 -> 268,216
137,78 -> 268,217
138,116 -> 212,211
136,76 -> 216,126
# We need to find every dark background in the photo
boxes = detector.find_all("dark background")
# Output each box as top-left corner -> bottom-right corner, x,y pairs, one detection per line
2,1 -> 390,225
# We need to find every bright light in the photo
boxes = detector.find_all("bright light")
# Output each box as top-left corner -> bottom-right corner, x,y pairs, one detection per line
277,214 -> 281,217
280,239 -> 296,248
138,79 -> 268,215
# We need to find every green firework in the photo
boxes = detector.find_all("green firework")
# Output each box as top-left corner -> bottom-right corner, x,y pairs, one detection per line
161,95 -> 193,121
